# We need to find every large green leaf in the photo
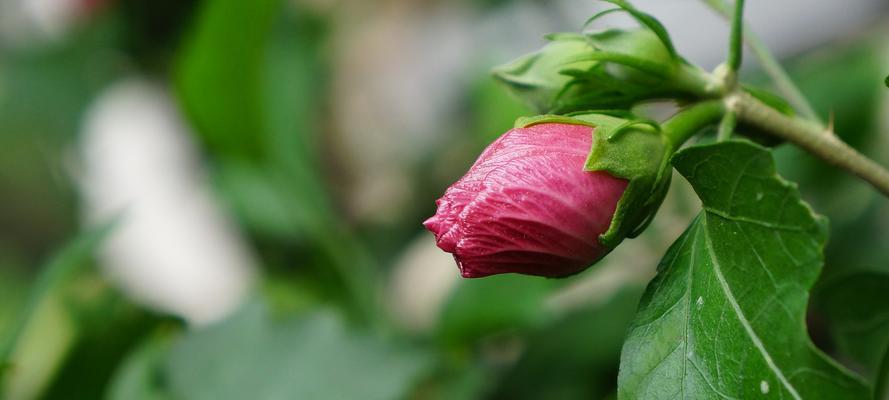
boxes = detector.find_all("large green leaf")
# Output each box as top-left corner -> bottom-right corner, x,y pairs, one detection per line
618,141 -> 868,399
165,303 -> 431,400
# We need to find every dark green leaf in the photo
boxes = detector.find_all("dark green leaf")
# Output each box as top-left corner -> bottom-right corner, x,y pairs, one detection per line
816,272 -> 889,380
165,303 -> 431,400
884,75 -> 888,87
876,351 -> 889,400
618,141 -> 869,399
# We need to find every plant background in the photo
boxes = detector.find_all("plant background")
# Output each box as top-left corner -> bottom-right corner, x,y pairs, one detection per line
0,0 -> 887,399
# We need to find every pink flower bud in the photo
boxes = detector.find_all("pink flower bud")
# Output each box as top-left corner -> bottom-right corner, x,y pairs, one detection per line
424,123 -> 628,278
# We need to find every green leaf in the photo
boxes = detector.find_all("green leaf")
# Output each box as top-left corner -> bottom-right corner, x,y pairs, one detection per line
884,75 -> 888,87
0,224 -> 113,379
815,271 -> 889,381
165,303 -> 431,400
176,0 -> 282,160
618,140 -> 869,399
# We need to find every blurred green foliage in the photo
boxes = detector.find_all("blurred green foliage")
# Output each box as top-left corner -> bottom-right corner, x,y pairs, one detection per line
0,0 -> 886,399
163,304 -> 431,400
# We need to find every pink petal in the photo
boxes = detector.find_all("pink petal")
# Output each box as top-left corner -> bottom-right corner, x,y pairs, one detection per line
425,123 -> 628,278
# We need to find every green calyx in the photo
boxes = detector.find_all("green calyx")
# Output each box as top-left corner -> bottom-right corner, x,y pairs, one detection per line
493,28 -> 711,115
515,101 -> 728,250
492,38 -> 595,113
515,112 -> 674,250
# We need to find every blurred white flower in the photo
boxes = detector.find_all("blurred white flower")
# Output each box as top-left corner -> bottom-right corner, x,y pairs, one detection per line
79,79 -> 257,326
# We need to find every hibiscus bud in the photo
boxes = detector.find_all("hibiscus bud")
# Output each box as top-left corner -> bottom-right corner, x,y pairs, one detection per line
424,122 -> 629,278
493,27 -> 716,115
493,29 -> 677,115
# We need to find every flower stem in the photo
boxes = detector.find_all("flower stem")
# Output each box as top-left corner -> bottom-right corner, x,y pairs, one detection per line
701,0 -> 822,124
727,0 -> 745,71
733,91 -> 889,196
717,111 -> 736,141
662,100 -> 726,146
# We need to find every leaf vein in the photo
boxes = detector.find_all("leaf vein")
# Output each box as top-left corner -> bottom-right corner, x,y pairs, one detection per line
702,216 -> 803,400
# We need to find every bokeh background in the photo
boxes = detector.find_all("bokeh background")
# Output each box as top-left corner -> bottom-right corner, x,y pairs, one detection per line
0,0 -> 888,399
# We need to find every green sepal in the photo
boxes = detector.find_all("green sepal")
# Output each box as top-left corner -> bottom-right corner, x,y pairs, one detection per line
582,7 -> 625,29
515,112 -> 672,250
515,110 -> 631,130
600,0 -> 678,59
493,37 -> 595,113
493,29 -> 682,114
583,115 -> 672,248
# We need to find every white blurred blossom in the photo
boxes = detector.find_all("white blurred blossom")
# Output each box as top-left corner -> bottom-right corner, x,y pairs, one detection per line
79,79 -> 257,326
